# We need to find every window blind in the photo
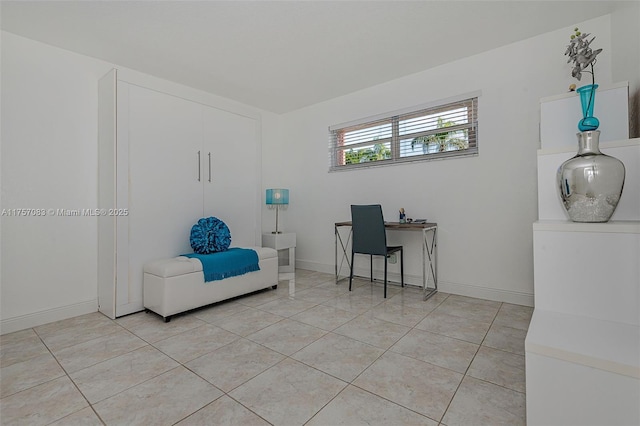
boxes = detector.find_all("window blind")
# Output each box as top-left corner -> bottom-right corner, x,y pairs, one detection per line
329,95 -> 478,171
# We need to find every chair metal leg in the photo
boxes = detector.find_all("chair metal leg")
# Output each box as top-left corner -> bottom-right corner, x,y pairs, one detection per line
370,255 -> 373,282
400,248 -> 404,287
384,257 -> 388,298
349,251 -> 355,291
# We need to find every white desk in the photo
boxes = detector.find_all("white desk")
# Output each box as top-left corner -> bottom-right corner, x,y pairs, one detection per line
334,221 -> 438,300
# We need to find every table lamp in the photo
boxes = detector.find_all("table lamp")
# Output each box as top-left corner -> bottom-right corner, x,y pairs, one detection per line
266,188 -> 289,234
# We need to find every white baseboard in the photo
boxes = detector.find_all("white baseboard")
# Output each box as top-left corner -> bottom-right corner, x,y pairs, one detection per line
296,260 -> 335,275
0,299 -> 98,335
296,259 -> 424,285
295,259 -> 534,307
439,281 -> 534,307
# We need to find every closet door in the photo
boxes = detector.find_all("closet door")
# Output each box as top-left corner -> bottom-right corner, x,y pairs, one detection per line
202,107 -> 259,247
122,84 -> 204,315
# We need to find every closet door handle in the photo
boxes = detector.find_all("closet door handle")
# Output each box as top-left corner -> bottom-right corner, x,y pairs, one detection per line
197,151 -> 201,182
208,152 -> 212,182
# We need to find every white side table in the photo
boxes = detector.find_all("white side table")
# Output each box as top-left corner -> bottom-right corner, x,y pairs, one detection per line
262,232 -> 296,273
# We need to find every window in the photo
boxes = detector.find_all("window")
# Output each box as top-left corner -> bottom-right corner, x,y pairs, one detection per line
329,95 -> 478,171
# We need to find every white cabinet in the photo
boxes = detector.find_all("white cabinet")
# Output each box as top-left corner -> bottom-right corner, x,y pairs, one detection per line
526,87 -> 640,425
527,221 -> 640,426
202,106 -> 259,247
98,69 -> 260,318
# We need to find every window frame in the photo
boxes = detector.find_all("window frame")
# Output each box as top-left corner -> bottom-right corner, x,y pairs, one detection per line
328,92 -> 479,172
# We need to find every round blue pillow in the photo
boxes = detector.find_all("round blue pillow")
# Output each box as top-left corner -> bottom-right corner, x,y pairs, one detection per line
190,217 -> 231,254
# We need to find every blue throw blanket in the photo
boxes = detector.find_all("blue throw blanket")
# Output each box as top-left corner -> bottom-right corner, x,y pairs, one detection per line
182,248 -> 260,282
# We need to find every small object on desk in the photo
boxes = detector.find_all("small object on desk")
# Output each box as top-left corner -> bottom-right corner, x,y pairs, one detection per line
406,218 -> 413,223
399,208 -> 406,224
413,219 -> 427,224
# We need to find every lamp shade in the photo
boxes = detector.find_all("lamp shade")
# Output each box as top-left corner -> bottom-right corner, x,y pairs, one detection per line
266,188 -> 289,205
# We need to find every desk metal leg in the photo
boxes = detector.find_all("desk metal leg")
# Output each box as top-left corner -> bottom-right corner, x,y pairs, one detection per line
335,225 -> 352,284
422,227 -> 438,301
335,225 -> 338,283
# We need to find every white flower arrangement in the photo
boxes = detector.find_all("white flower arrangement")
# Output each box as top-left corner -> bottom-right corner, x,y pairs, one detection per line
565,27 -> 602,84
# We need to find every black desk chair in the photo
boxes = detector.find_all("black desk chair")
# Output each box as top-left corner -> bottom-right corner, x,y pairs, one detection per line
349,204 -> 404,298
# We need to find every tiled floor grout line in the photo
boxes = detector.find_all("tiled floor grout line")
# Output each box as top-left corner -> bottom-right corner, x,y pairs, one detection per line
340,330 -> 439,423
32,325 -> 110,426
175,345 -> 276,425
435,301 -> 503,424
221,393 -> 274,426
458,304 -> 528,396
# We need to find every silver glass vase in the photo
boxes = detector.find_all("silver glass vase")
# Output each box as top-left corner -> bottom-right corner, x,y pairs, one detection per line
557,131 -> 625,222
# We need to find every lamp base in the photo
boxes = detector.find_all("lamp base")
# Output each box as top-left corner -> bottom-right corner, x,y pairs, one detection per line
271,231 -> 283,234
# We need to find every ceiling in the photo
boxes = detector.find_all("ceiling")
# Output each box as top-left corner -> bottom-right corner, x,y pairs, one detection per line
1,1 -> 620,114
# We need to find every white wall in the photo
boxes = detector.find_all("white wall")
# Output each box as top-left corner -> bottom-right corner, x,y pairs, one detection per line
610,1 -> 640,138
263,15 -> 617,306
1,32 -> 113,332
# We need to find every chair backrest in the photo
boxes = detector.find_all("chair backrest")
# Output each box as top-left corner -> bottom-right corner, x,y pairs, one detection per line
350,204 -> 387,256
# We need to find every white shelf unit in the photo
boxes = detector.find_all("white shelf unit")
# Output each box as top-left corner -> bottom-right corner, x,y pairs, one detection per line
527,87 -> 640,425
528,220 -> 640,426
526,309 -> 640,426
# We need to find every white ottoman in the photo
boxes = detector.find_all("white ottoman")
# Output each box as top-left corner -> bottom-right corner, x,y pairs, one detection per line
143,246 -> 278,322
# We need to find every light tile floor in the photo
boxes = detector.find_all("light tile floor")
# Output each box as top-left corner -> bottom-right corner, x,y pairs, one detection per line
0,269 -> 533,425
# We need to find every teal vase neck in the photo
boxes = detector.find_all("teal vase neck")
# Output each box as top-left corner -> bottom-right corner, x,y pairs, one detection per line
576,84 -> 599,131
576,84 -> 598,94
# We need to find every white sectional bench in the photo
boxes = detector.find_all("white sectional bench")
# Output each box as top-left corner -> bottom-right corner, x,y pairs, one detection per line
143,246 -> 278,322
